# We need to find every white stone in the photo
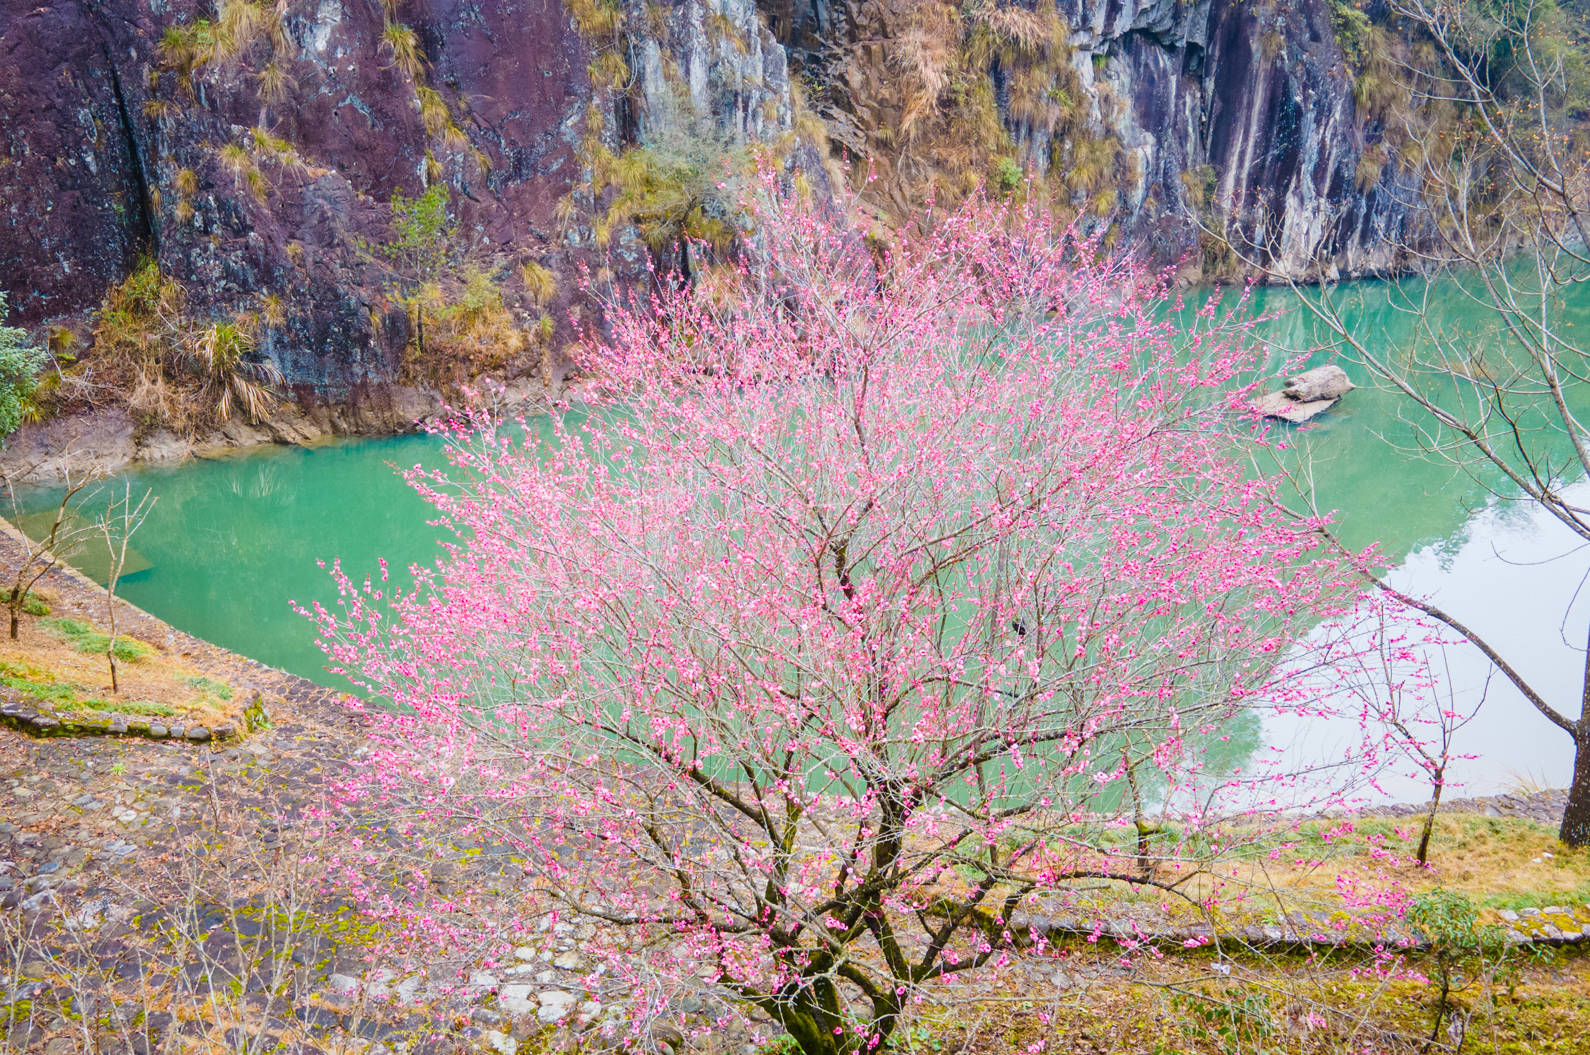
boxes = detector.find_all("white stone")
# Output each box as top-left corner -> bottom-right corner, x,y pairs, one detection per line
1282,364 -> 1354,402
513,946 -> 538,962
499,983 -> 536,1017
310,0 -> 342,54
553,952 -> 583,970
1254,390 -> 1337,423
537,989 -> 577,1023
483,1030 -> 518,1055
393,973 -> 422,1003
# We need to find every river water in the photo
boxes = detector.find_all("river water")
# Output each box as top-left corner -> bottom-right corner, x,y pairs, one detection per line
14,276 -> 1586,798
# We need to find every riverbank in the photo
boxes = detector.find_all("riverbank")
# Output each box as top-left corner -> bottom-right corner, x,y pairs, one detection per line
0,375 -> 559,486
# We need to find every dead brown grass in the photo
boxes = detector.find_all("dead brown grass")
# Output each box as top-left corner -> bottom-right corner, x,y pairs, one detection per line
0,595 -> 246,728
1215,813 -> 1590,917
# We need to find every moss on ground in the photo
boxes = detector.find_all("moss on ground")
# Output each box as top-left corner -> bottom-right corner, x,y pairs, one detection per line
42,615 -> 154,662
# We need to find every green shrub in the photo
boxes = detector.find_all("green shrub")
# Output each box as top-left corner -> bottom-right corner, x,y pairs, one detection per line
990,156 -> 1023,193
1409,887 -> 1515,1044
0,291 -> 46,442
386,183 -> 455,277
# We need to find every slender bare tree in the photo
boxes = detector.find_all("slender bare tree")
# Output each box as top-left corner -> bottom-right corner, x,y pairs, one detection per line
1,468 -> 97,639
95,482 -> 155,694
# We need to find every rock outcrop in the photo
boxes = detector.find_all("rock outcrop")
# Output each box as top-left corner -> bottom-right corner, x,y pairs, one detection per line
760,0 -> 1421,280
3,0 -> 1421,414
1254,363 -> 1354,423
1,0 -> 805,399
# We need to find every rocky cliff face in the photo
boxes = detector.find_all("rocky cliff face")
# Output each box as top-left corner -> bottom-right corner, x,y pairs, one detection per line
2,0 -> 1415,417
761,0 -> 1421,280
0,0 -> 801,403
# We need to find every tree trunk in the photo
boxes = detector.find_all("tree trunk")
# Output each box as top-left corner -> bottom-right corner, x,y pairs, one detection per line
778,1008 -> 841,1055
1416,774 -> 1444,865
774,981 -> 849,1055
8,608 -> 16,640
1559,730 -> 1590,847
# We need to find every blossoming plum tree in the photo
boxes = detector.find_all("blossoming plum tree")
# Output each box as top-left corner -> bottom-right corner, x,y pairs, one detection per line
310,186 -> 1378,1054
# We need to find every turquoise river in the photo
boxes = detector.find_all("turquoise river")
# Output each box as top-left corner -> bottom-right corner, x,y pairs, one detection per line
15,276 -> 1590,798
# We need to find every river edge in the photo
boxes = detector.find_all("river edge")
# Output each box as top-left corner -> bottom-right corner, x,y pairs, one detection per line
0,375 -> 563,486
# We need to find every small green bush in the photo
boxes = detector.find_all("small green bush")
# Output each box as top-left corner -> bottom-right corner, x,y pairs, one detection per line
42,617 -> 154,662
990,156 -> 1023,193
1409,887 -> 1514,1044
386,183 -> 455,277
0,291 -> 47,442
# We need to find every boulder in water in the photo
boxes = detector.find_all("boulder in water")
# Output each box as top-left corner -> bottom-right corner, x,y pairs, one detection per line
1256,364 -> 1354,423
1283,364 -> 1355,402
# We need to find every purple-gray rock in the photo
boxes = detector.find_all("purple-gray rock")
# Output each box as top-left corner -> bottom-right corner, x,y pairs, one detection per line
5,0 -> 1425,411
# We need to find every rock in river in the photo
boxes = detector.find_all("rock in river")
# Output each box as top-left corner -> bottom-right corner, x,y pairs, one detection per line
1256,364 -> 1355,423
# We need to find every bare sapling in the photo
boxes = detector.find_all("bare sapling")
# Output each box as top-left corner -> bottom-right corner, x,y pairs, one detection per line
1327,596 -> 1485,864
2,467 -> 97,639
95,482 -> 155,693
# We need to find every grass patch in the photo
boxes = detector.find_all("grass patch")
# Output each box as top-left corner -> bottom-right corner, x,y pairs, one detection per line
1484,883 -> 1590,912
184,674 -> 233,700
54,697 -> 176,717
0,654 -> 198,721
43,617 -> 154,662
2,604 -> 248,730
17,591 -> 50,617
0,658 -> 109,711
